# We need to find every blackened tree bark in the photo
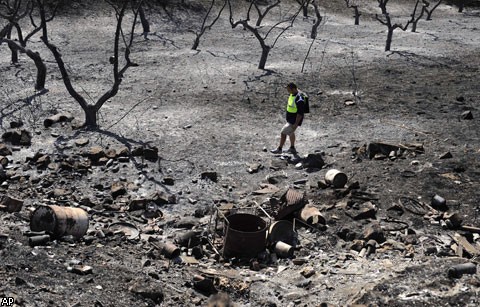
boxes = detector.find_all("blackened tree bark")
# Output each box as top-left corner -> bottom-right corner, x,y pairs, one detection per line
376,0 -> 411,51
301,0 -> 322,73
255,0 -> 280,26
345,0 -> 361,25
410,0 -> 426,32
310,0 -> 322,39
138,4 -> 150,39
192,0 -> 226,50
423,0 -> 443,20
38,0 -> 141,128
228,0 -> 303,70
0,0 -> 47,90
295,0 -> 310,18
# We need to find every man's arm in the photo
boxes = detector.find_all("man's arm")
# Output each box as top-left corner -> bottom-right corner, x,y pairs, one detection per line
293,114 -> 303,130
293,95 -> 304,130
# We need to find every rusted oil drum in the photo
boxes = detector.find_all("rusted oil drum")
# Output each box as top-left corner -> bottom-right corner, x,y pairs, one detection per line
223,213 -> 267,258
30,205 -> 89,239
325,169 -> 348,188
268,220 -> 296,247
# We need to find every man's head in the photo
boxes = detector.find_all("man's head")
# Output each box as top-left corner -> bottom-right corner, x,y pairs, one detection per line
286,82 -> 298,95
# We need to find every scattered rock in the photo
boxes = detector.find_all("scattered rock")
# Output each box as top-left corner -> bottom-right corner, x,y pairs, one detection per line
162,177 -> 175,185
75,138 -> 90,147
143,146 -> 159,161
201,171 -> 218,182
266,172 -> 288,184
302,153 -> 325,169
362,223 -> 386,243
193,275 -> 217,295
439,152 -> 453,159
44,112 -> 74,127
0,195 -> 24,212
337,227 -> 358,241
2,129 -> 32,146
10,120 -> 23,128
207,293 -> 235,307
132,145 -> 159,161
84,146 -> 106,163
253,183 -> 280,195
129,278 -> 164,303
0,144 -> 12,156
345,201 -> 377,220
269,159 -> 288,171
461,110 -> 473,120
111,182 -> 127,198
247,162 -> 263,174
300,266 -> 316,278
69,265 -> 93,275
149,190 -> 176,205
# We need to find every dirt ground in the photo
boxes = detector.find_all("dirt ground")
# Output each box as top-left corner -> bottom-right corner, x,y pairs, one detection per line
1,0 -> 480,306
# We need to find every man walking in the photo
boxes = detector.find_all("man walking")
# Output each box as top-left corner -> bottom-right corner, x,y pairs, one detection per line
270,82 -> 305,155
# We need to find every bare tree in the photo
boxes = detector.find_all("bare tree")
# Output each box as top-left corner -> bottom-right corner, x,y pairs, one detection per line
191,0 -> 226,50
138,3 -> 150,39
302,0 -> 322,73
423,0 -> 442,20
38,0 -> 141,128
310,0 -> 321,39
255,0 -> 280,26
410,0 -> 426,32
345,0 -> 361,25
295,0 -> 309,18
376,0 -> 411,51
0,0 -> 49,90
228,0 -> 303,70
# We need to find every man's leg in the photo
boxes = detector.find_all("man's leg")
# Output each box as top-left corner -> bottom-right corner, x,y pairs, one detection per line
279,133 -> 287,148
289,132 -> 295,148
271,133 -> 287,153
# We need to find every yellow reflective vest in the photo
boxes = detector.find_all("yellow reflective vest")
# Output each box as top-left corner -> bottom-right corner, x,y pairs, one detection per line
286,94 -> 297,113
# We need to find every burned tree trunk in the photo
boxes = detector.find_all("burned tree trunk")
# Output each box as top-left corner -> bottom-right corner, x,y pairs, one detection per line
345,0 -> 361,25
0,37 -> 47,90
376,0 -> 411,51
192,0 -> 226,50
353,6 -> 360,25
385,27 -> 394,51
424,0 -> 443,20
29,50 -> 46,91
228,0 -> 302,70
310,0 -> 322,39
138,4 -> 150,38
6,26 -> 19,63
258,45 -> 271,70
37,0 -> 140,128
295,0 -> 309,18
84,105 -> 98,128
410,0 -> 426,32
255,0 -> 280,27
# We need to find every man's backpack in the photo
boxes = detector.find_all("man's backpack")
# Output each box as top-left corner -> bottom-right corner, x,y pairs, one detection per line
298,92 -> 310,114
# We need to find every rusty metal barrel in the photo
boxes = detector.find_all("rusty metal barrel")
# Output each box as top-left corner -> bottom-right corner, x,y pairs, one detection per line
223,213 -> 267,259
30,205 -> 89,239
325,169 -> 348,188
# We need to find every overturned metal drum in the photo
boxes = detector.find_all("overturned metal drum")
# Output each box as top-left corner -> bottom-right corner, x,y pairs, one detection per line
223,213 -> 267,259
30,205 -> 89,239
325,169 -> 348,188
268,220 -> 297,247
